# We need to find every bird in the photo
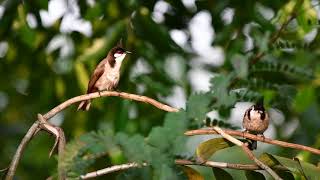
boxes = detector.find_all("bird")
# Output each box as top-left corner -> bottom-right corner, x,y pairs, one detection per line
242,100 -> 269,150
77,41 -> 131,111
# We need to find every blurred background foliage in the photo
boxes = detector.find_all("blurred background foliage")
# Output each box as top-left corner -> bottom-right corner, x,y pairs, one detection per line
1,0 -> 320,179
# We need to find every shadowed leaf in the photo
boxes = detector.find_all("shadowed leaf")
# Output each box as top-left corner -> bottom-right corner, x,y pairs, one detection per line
212,167 -> 233,180
245,170 -> 265,180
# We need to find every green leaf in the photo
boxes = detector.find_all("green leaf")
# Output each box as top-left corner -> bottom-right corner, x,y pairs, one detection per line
74,62 -> 89,93
116,133 -> 148,164
147,111 -> 187,154
259,153 -> 320,179
296,0 -> 318,37
59,129 -> 118,177
34,0 -> 48,10
55,77 -> 65,99
196,138 -> 235,162
259,153 -> 281,167
182,166 -> 204,180
210,74 -> 237,110
250,62 -> 314,80
16,5 -> 36,48
212,167 -> 233,180
186,93 -> 212,122
293,86 -> 315,113
276,170 -> 295,180
245,170 -> 265,180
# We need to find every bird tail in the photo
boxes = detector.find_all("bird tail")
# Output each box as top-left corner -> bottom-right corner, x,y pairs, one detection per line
248,140 -> 257,150
77,100 -> 91,111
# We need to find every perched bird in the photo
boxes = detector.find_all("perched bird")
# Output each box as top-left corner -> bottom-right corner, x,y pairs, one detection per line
242,100 -> 269,150
77,41 -> 131,111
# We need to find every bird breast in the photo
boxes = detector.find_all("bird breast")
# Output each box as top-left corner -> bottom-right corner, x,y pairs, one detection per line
95,67 -> 120,91
243,108 -> 269,134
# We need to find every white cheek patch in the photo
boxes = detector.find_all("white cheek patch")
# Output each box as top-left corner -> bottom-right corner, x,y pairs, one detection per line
115,53 -> 127,62
114,53 -> 122,58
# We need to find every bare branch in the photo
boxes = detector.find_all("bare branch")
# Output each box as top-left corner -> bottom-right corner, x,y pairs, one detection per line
43,91 -> 178,120
175,159 -> 287,171
80,162 -> 147,179
185,128 -> 320,155
5,122 -> 40,180
80,159 -> 288,179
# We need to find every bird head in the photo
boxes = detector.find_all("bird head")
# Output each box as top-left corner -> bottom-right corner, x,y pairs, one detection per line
107,40 -> 131,67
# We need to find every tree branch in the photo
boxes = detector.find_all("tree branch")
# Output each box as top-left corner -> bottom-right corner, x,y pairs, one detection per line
175,159 -> 287,171
250,13 -> 296,64
80,162 -> 147,179
185,128 -> 320,155
43,91 -> 179,120
211,126 -> 282,180
5,122 -> 40,180
79,159 -> 288,179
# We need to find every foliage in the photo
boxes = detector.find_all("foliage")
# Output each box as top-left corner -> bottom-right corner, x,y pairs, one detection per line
1,0 -> 320,179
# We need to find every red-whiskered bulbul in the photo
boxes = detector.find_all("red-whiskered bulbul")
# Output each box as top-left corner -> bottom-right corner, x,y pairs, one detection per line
242,100 -> 269,150
77,41 -> 131,111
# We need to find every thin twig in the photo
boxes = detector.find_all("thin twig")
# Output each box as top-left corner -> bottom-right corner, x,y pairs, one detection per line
251,13 -> 296,64
5,122 -> 40,180
80,159 -> 288,179
185,128 -> 320,155
56,127 -> 66,180
80,162 -> 147,179
211,126 -> 282,179
175,159 -> 287,171
44,91 -> 179,120
241,145 -> 282,180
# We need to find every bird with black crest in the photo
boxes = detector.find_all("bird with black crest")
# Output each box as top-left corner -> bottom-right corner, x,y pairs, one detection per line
242,98 -> 270,150
77,40 -> 131,111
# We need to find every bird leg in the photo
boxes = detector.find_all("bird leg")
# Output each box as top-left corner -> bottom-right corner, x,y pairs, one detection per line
257,134 -> 265,142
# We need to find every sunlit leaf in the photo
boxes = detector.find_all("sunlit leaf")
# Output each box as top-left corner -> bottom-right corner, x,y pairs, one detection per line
196,138 -> 234,162
55,77 -> 65,99
182,166 -> 204,180
74,62 -> 89,93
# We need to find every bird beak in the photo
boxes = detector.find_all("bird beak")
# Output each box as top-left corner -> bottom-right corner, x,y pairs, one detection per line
126,51 -> 132,54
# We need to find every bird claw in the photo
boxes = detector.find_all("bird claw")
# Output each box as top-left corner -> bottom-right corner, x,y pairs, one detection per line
242,129 -> 248,139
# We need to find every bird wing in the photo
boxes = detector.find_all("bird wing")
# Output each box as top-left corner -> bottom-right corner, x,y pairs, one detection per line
86,66 -> 105,93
